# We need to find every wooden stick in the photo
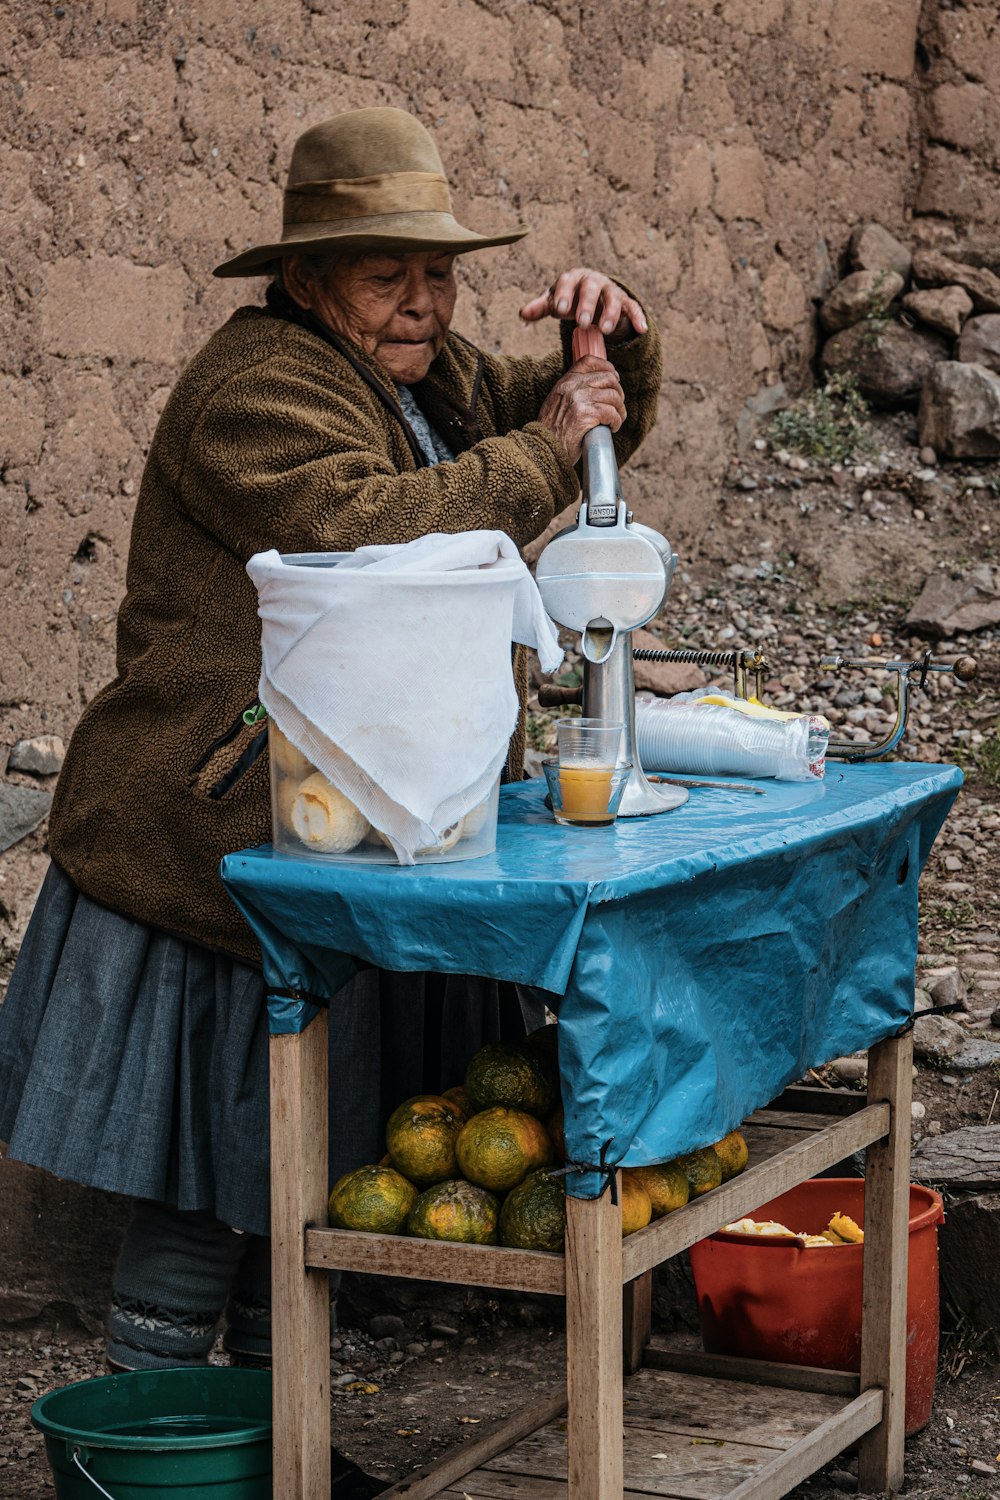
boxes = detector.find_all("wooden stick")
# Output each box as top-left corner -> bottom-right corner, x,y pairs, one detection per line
643,1344 -> 861,1397
857,1030 -> 913,1496
622,1103 -> 890,1280
306,1226 -> 564,1295
724,1389 -> 883,1499
566,1175 -> 624,1500
270,1017 -> 332,1500
622,1271 -> 653,1377
377,1386 -> 567,1500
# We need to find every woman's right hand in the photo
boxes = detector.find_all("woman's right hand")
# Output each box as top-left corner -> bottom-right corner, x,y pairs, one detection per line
537,355 -> 626,466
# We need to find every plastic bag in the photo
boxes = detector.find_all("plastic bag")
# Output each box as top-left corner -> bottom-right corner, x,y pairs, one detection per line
635,689 -> 830,781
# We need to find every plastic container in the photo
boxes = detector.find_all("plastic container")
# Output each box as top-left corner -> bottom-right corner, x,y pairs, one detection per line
31,1367 -> 271,1499
269,720 -> 499,865
688,1178 -> 944,1436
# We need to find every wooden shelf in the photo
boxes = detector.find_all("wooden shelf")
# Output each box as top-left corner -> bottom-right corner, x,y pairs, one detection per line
304,1103 -> 889,1294
394,1361 -> 884,1500
273,1016 -> 913,1499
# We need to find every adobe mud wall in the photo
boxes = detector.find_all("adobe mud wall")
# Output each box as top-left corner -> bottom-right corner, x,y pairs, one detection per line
0,0 -> 996,1318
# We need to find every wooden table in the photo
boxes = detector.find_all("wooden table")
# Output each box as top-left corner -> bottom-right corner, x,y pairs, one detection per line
270,1022 -> 913,1500
220,767 -> 958,1500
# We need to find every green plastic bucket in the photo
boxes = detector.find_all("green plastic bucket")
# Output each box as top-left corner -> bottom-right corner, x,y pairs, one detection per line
31,1368 -> 272,1498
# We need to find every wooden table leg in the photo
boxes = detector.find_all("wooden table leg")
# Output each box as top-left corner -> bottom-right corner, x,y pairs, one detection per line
857,1029 -> 913,1497
566,1171 -> 624,1500
623,1270 -> 653,1376
271,1013 -> 332,1500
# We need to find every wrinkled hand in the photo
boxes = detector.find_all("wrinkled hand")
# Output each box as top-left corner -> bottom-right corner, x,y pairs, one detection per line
537,355 -> 626,466
520,267 -> 648,341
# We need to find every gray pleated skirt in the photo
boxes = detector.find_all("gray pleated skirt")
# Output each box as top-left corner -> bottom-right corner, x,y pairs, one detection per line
0,862 -> 537,1238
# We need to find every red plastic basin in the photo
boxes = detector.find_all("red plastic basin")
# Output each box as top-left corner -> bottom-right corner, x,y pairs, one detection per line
689,1178 -> 944,1436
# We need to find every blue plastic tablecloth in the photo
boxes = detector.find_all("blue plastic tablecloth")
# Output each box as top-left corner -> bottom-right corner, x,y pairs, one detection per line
222,761 -> 961,1196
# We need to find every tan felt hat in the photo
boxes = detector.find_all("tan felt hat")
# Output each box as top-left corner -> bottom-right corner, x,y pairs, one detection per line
213,106 -> 528,278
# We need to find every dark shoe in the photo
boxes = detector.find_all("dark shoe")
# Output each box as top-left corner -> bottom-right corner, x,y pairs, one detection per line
331,1448 -> 389,1499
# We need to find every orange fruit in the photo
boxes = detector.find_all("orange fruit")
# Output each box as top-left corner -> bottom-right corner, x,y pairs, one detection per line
629,1162 -> 690,1218
675,1147 -> 723,1197
442,1085 -> 475,1122
385,1095 -> 464,1188
465,1042 -> 557,1118
619,1174 -> 652,1236
456,1107 -> 553,1193
406,1180 -> 499,1244
328,1166 -> 417,1234
712,1129 -> 749,1182
499,1170 -> 566,1252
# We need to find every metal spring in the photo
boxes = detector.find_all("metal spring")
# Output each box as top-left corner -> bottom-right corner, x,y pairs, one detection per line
632,647 -> 767,700
633,648 -> 744,667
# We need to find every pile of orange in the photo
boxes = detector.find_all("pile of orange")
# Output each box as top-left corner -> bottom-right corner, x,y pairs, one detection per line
328,1025 -> 750,1248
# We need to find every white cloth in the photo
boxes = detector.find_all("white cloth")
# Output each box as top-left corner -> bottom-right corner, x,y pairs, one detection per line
247,531 -> 563,862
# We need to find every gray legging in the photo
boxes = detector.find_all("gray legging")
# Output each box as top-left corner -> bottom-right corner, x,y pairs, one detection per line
106,1200 -> 339,1370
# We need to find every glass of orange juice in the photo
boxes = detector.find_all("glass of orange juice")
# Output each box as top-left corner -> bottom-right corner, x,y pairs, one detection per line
544,719 -> 629,827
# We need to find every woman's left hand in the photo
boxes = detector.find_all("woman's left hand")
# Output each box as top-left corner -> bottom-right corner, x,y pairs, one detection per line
520,268 -> 648,342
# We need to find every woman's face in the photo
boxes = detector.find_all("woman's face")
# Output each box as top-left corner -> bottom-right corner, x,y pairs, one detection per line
285,249 -> 458,384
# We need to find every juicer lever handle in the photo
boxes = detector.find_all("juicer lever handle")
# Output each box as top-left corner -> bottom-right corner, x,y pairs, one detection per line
537,683 -> 584,709
572,326 -> 621,527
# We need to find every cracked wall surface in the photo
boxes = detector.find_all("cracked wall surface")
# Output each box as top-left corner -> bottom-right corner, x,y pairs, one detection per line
0,0 -> 995,962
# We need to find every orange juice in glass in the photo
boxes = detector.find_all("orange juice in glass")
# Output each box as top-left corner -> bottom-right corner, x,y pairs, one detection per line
549,718 -> 626,827
557,761 -> 617,824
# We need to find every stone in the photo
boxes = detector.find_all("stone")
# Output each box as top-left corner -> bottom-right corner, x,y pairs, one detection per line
428,1321 -> 459,1338
819,269 -> 904,333
368,1314 -> 405,1341
913,986 -> 933,1015
937,1192 -> 1000,1333
828,1055 -> 867,1085
918,446 -> 937,466
924,966 -> 968,1012
957,314 -> 1000,375
848,222 -> 912,284
523,747 -> 547,780
6,735 -> 66,776
901,285 -> 973,339
919,361 -> 1000,458
0,783 -> 52,854
821,320 -> 950,409
912,249 -> 1000,314
952,1037 -> 1000,1071
911,1012 -> 966,1063
631,629 -> 707,696
905,563 -> 1000,637
736,382 -> 788,451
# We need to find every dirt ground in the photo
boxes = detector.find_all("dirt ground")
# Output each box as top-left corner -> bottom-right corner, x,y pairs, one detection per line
2,402 -> 999,1495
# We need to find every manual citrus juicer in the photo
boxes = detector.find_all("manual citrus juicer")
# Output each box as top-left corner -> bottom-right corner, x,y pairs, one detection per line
535,327 -> 688,816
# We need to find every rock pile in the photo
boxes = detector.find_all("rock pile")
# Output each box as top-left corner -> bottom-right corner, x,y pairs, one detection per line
819,222 -> 1000,458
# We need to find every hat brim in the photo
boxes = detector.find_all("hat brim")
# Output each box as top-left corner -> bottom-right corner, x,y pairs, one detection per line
213,211 -> 529,278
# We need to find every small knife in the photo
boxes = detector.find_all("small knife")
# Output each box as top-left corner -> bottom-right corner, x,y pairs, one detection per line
648,774 -> 765,795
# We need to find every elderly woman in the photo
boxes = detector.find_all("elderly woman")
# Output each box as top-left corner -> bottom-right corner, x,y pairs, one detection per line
0,108 -> 662,1380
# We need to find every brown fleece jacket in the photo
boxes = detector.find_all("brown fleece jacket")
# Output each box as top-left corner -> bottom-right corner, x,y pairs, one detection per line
48,300 -> 663,962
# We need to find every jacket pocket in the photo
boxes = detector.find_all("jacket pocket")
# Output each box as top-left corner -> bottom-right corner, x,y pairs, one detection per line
189,704 -> 269,801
